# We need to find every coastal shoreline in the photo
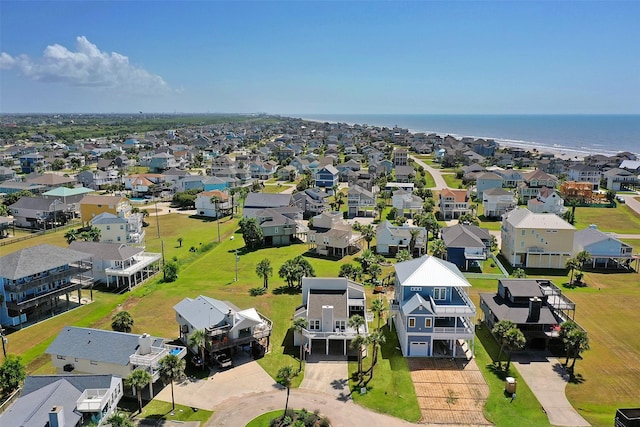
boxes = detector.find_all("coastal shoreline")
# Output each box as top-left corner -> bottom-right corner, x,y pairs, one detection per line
298,115 -> 639,161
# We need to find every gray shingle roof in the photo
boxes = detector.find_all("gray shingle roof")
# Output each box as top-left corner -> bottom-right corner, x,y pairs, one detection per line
90,212 -> 127,225
308,289 -> 347,319
244,192 -> 292,208
441,224 -> 491,249
9,197 -> 69,211
174,295 -> 232,330
69,241 -> 143,261
0,244 -> 91,280
480,292 -> 559,325
45,326 -> 164,366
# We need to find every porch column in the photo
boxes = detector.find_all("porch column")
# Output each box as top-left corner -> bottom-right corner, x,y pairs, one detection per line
325,339 -> 329,355
77,289 -> 81,303
343,338 -> 347,356
149,381 -> 154,398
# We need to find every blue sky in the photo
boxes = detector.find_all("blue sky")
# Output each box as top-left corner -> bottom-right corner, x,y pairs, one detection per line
1,1 -> 639,114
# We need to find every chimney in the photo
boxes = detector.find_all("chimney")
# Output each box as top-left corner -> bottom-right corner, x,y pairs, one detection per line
138,333 -> 152,355
528,297 -> 542,322
49,406 -> 64,427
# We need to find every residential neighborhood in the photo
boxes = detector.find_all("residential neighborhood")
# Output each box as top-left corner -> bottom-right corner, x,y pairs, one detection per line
0,114 -> 639,427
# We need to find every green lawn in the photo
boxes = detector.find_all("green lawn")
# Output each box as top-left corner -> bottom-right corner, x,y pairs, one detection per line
422,171 -> 436,188
137,400 -> 213,423
348,323 -> 422,422
262,184 -> 294,194
475,326 -> 551,427
442,173 -> 463,189
572,205 -> 640,234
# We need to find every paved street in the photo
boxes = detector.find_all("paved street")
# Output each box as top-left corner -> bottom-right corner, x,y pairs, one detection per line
410,155 -> 450,190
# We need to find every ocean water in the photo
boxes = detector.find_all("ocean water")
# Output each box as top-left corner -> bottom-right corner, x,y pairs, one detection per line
298,114 -> 640,157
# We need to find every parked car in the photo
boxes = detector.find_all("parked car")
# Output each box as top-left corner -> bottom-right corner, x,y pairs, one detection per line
213,352 -> 232,368
617,196 -> 626,203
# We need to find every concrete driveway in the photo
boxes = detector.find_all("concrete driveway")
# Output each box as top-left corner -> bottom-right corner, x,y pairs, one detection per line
154,354 -> 275,411
512,352 -> 590,426
300,355 -> 350,400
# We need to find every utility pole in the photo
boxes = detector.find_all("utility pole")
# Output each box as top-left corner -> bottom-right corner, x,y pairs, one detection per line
0,327 -> 7,358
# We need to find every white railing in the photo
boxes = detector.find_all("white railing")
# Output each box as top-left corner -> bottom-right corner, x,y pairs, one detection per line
76,388 -> 109,412
302,327 -> 364,339
433,326 -> 474,335
129,344 -> 186,367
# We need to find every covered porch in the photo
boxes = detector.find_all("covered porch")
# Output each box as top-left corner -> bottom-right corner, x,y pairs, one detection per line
105,252 -> 162,290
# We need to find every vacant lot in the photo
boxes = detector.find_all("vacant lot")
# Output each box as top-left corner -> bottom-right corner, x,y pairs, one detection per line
573,205 -> 640,234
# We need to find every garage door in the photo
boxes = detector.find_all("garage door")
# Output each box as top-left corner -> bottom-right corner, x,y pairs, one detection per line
410,341 -> 429,357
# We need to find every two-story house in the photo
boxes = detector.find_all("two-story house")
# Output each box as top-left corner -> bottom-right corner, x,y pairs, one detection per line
604,168 -> 638,191
496,168 -> 524,188
175,295 -> 272,362
526,187 -> 566,215
476,172 -> 505,199
389,256 -> 476,358
293,277 -> 367,356
438,189 -> 470,220
308,211 -> 360,258
79,195 -> 134,226
195,190 -> 232,218
0,374 -> 123,427
90,212 -> 145,245
482,187 -> 516,218
243,192 -> 293,219
500,208 -> 576,269
46,327 -> 186,397
292,187 -> 329,218
347,185 -> 376,218
19,152 -> 45,174
375,220 -> 427,257
392,190 -> 423,219
253,207 -> 301,246
566,164 -> 602,190
9,197 -> 72,229
315,165 -> 339,191
517,170 -> 558,203
441,224 -> 492,270
0,245 -> 93,327
69,241 -> 162,290
573,225 -> 634,269
480,278 -> 578,350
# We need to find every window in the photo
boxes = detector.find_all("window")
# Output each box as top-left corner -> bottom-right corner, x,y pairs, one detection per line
106,226 -> 110,230
309,320 -> 320,330
274,227 -> 278,233
408,318 -> 416,328
335,320 -> 346,331
433,288 -> 447,300
425,318 -> 432,328
57,355 -> 66,360
410,287 -> 422,292
521,230 -> 526,235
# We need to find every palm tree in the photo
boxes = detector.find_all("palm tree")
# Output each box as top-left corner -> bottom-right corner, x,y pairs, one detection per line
348,314 -> 365,335
504,328 -> 526,370
409,228 -> 421,255
565,329 -> 590,377
351,334 -> 367,379
575,250 -> 591,269
430,239 -> 446,259
276,365 -> 295,417
512,268 -> 527,278
560,320 -> 580,366
64,228 -> 79,244
367,329 -> 386,379
189,329 -> 207,371
395,249 -> 412,262
106,412 -> 134,427
158,354 -> 186,412
376,200 -> 386,221
492,319 -> 517,369
566,258 -> 579,285
361,224 -> 375,250
292,317 -> 309,370
255,258 -> 273,290
125,369 -> 152,413
370,298 -> 387,330
177,237 -> 183,247
111,311 -> 134,333
368,263 -> 382,282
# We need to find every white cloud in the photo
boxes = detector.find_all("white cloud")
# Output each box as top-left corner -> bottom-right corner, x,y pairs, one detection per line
1,36 -> 170,94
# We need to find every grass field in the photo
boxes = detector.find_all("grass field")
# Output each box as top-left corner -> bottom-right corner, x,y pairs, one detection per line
442,173 -> 464,189
572,205 -> 640,234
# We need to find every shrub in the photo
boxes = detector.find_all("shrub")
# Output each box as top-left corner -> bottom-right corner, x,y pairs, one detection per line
249,287 -> 267,296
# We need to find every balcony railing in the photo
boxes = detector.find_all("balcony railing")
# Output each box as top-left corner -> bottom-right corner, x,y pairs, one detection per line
76,388 -> 110,412
302,327 -> 364,340
433,325 -> 474,335
4,265 -> 91,293
129,344 -> 186,368
5,281 -> 84,311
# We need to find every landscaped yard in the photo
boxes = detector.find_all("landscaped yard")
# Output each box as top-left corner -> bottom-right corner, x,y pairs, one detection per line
5,208 -> 640,426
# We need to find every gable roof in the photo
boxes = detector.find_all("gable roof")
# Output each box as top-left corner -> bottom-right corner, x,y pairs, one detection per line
174,295 -> 232,330
0,244 -> 90,280
46,326 -> 164,366
402,293 -> 434,316
244,192 -> 292,208
9,197 -> 69,211
43,187 -> 94,198
574,226 -> 628,250
69,241 -> 143,261
394,255 -> 470,288
90,212 -> 127,224
441,224 -> 490,249
483,187 -> 513,196
25,173 -> 76,186
79,195 -> 127,205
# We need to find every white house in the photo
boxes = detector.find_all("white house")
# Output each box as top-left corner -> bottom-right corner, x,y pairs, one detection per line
482,187 -> 516,218
195,190 -> 231,218
527,187 -> 566,215
293,277 -> 367,356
